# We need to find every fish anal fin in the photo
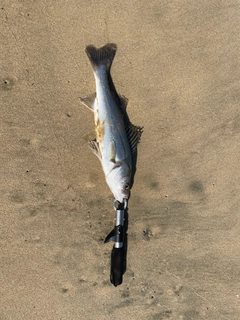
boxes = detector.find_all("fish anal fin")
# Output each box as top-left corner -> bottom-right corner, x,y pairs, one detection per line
80,93 -> 96,111
89,139 -> 102,159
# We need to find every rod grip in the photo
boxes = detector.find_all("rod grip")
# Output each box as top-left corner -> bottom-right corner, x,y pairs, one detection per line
110,246 -> 124,286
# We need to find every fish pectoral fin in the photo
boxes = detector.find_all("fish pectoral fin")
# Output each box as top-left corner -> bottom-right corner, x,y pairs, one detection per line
89,139 -> 102,159
80,93 -> 96,111
125,123 -> 144,154
108,141 -> 116,163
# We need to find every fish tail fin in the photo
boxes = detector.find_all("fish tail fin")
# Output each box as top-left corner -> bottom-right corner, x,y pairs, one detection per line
85,43 -> 117,72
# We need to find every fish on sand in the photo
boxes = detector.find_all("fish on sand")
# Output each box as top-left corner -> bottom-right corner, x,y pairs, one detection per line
80,43 -> 142,203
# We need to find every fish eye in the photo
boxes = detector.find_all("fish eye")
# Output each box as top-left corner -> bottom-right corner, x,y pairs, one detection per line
125,184 -> 130,190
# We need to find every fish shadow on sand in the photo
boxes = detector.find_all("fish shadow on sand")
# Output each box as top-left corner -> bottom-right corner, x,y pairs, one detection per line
130,150 -> 139,192
122,208 -> 128,276
106,83 -> 142,285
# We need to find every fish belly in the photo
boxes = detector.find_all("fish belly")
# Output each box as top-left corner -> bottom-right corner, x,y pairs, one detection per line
94,78 -> 131,176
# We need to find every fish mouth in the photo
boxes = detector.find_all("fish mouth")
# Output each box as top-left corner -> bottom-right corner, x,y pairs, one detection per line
114,195 -> 128,203
113,187 -> 130,203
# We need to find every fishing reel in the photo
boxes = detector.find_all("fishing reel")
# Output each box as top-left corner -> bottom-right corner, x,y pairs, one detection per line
105,198 -> 128,286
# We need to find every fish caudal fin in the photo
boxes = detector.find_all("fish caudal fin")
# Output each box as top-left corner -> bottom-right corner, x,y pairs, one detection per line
85,43 -> 117,72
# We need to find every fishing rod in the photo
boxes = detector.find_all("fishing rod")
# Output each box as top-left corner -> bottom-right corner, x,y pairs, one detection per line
105,198 -> 128,286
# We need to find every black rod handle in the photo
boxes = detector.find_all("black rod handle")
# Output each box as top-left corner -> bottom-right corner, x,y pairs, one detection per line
110,246 -> 124,286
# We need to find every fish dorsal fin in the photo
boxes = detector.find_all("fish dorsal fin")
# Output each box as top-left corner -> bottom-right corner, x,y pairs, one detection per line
80,93 -> 96,111
119,96 -> 143,154
125,122 -> 143,154
108,141 -> 116,163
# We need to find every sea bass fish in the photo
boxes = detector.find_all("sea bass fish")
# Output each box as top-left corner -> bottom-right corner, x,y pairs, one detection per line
80,43 -> 142,203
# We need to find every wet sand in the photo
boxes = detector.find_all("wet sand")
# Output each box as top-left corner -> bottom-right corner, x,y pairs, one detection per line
1,1 -> 240,319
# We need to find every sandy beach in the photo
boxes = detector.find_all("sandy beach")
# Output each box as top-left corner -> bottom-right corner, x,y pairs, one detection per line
1,1 -> 240,319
